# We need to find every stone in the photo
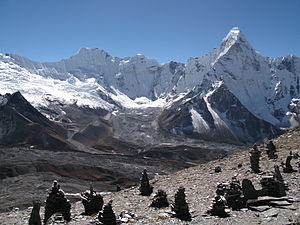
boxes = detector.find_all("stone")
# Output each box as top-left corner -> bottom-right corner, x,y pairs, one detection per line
216,183 -> 227,196
207,195 -> 229,217
283,154 -> 296,173
249,145 -> 261,173
266,141 -> 278,159
242,179 -> 258,200
247,196 -> 292,208
260,176 -> 286,197
139,169 -> 153,196
81,183 -> 104,215
171,187 -> 191,221
273,165 -> 284,183
214,166 -> 222,173
248,205 -> 270,212
119,210 -> 135,222
273,165 -> 287,194
44,180 -> 71,224
98,200 -> 116,225
263,208 -> 279,217
150,189 -> 169,208
29,201 -> 42,225
225,178 -> 244,210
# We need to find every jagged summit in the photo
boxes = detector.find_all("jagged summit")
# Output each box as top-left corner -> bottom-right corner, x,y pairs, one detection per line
219,27 -> 253,57
223,27 -> 244,42
76,47 -> 112,58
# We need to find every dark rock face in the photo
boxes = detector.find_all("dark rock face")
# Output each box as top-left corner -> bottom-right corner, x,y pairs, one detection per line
98,200 -> 116,225
158,83 -> 282,144
0,92 -> 74,150
139,169 -> 153,196
44,181 -> 71,224
207,84 -> 283,143
150,189 -> 169,208
171,187 -> 191,221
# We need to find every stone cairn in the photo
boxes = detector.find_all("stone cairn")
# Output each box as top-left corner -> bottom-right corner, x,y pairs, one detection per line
29,201 -> 42,225
207,195 -> 229,217
249,145 -> 261,173
242,179 -> 258,200
171,187 -> 191,221
224,177 -> 244,210
139,169 -> 153,196
81,183 -> 104,215
274,165 -> 284,183
282,153 -> 296,173
260,175 -> 286,197
150,189 -> 169,208
266,140 -> 278,159
98,200 -> 117,225
44,180 -> 71,224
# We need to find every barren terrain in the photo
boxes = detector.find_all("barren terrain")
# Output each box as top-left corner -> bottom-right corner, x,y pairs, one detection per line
0,127 -> 299,224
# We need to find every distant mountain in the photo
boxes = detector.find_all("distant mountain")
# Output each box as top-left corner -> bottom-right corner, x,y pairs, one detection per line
0,27 -> 299,144
0,92 -> 75,150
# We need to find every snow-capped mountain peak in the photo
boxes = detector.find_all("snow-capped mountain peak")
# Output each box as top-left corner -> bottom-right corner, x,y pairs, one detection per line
218,27 -> 253,59
0,27 -> 299,144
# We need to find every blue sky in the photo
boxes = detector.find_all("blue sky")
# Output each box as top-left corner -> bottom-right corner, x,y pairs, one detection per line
0,0 -> 299,63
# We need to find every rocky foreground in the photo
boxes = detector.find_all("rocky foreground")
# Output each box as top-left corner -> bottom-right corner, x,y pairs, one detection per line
0,127 -> 300,225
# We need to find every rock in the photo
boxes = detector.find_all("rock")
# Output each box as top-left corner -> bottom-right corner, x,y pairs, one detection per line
28,201 -> 42,225
260,176 -> 286,197
283,154 -> 296,173
248,205 -> 270,212
266,141 -> 278,159
171,187 -> 191,221
269,200 -> 292,206
150,189 -> 169,208
249,145 -> 261,173
263,208 -> 279,217
98,200 -> 116,225
207,195 -> 229,217
225,178 -> 244,210
214,166 -> 222,173
81,183 -> 104,215
242,179 -> 258,200
139,169 -> 153,196
44,180 -> 71,224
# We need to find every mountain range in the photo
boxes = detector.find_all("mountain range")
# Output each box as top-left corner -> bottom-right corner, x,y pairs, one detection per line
1,27 -> 299,147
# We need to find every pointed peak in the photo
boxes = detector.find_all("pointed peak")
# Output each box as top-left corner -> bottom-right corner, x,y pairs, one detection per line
222,27 -> 247,44
214,27 -> 253,61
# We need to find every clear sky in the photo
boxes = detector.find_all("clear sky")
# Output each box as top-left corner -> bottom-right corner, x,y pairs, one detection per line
0,0 -> 299,63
